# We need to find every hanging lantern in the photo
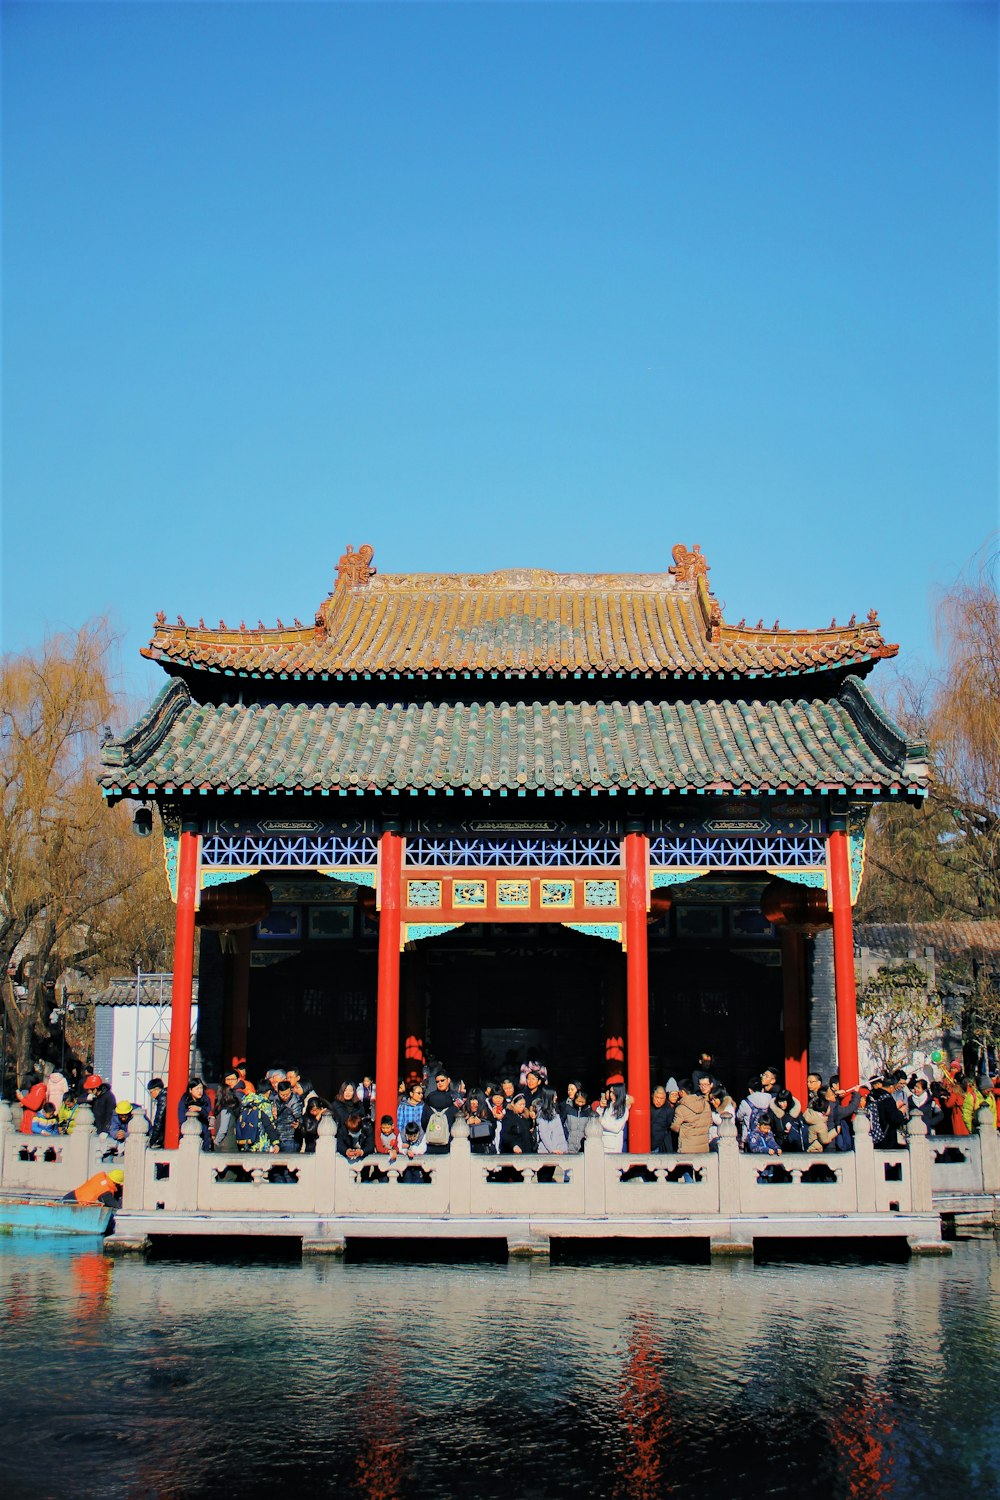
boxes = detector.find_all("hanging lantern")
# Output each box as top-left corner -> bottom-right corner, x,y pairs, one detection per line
195,876 -> 272,932
760,878 -> 832,934
647,888 -> 673,925
357,885 -> 378,920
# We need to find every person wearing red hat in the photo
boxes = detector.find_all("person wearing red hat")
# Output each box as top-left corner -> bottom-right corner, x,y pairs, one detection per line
83,1075 -> 117,1136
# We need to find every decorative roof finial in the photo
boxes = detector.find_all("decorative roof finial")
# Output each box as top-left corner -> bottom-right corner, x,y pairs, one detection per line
336,543 -> 377,589
669,543 -> 709,583
155,610 -> 166,627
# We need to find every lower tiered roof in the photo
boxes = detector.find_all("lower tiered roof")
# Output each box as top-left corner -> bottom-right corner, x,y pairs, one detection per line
100,676 -> 927,799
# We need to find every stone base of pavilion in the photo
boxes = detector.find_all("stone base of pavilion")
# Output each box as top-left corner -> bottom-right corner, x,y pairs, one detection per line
102,1206 -> 948,1261
8,1103 -> 999,1260
93,1109 -> 966,1260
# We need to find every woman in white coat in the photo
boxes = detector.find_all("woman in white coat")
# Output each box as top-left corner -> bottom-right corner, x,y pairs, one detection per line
599,1083 -> 634,1153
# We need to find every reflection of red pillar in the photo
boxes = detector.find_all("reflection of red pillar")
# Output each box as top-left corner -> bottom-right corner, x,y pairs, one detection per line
374,826 -> 403,1150
618,1316 -> 670,1499
403,955 -> 425,1084
828,822 -> 860,1090
605,960 -> 626,1085
625,826 -> 651,1152
223,927 -> 251,1066
166,824 -> 199,1149
781,928 -> 808,1103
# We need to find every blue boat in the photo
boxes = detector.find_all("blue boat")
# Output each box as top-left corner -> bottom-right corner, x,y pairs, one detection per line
0,1199 -> 114,1237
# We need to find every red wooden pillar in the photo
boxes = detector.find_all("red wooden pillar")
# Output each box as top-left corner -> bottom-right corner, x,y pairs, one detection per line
828,820 -> 861,1091
624,824 -> 651,1152
374,825 -> 403,1150
165,824 -> 199,1149
780,927 -> 808,1104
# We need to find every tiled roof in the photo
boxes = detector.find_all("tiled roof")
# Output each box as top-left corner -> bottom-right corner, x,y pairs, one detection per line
142,544 -> 896,682
856,923 -> 1000,962
91,975 -> 198,1007
101,676 -> 927,798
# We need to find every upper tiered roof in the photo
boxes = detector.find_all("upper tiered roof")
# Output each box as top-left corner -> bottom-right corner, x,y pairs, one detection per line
142,543 -> 897,683
100,674 -> 927,799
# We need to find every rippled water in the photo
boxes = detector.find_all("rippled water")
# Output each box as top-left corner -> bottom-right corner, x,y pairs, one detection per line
1,1236 -> 998,1498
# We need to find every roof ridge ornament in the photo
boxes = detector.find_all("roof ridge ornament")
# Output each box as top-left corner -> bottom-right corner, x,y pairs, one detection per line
668,542 -> 710,583
336,543 -> 376,590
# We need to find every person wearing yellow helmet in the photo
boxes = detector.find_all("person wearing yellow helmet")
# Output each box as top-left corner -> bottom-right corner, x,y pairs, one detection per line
62,1169 -> 124,1207
107,1099 -> 148,1152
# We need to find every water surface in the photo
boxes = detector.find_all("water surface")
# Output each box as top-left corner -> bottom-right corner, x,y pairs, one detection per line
1,1237 -> 997,1498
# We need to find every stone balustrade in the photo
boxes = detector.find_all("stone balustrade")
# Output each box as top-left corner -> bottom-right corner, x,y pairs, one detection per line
113,1111 -> 938,1219
0,1101 -> 102,1194
2,1100 -> 995,1219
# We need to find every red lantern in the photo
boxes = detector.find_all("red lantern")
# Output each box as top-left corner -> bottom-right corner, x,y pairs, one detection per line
760,878 -> 832,934
195,876 -> 272,932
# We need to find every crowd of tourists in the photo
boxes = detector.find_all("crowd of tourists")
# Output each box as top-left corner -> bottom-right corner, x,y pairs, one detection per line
13,1052 -> 1000,1165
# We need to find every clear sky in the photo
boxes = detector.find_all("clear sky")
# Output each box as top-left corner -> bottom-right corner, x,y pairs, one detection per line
3,1 -> 997,705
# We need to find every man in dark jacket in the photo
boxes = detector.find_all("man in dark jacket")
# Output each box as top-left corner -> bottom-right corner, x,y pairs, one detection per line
870,1077 -> 907,1149
421,1071 -> 458,1154
650,1085 -> 675,1153
337,1111 -> 374,1160
273,1079 -> 302,1152
692,1052 -> 715,1093
85,1076 -> 117,1136
146,1078 -> 167,1148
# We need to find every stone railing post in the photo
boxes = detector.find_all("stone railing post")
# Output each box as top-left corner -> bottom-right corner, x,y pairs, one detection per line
449,1116 -> 471,1216
583,1114 -> 607,1217
906,1112 -> 933,1213
314,1114 -> 337,1213
977,1104 -> 1000,1194
175,1116 -> 203,1210
716,1116 -> 741,1215
66,1102 -> 97,1183
122,1111 -> 150,1211
0,1100 -> 13,1185
853,1110 -> 877,1212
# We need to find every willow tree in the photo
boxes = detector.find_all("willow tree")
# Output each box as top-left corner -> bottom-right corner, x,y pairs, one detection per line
857,960 -> 944,1076
1,622 -> 174,1082
932,550 -> 1000,915
859,547 -> 1000,924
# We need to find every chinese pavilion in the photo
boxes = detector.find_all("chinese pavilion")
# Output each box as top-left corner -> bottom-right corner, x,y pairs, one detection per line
100,543 -> 928,1149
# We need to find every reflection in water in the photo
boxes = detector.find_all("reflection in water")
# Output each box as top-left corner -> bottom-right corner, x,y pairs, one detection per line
616,1315 -> 670,1500
833,1375 -> 895,1499
355,1336 -> 406,1500
0,1240 -> 997,1498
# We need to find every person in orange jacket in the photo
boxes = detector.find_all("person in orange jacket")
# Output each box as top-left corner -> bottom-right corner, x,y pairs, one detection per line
62,1169 -> 124,1207
17,1077 -> 48,1134
943,1073 -> 971,1136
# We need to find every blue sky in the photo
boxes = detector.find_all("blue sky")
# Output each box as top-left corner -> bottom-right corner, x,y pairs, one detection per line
3,1 -> 997,705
